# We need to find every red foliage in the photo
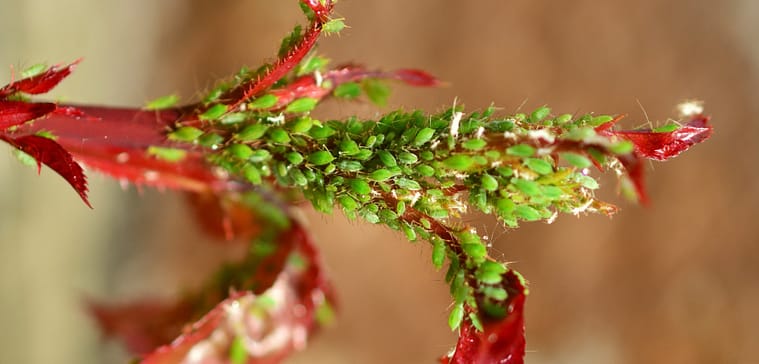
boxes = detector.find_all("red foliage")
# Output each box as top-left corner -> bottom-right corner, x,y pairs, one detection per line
0,59 -> 80,97
442,271 -> 527,364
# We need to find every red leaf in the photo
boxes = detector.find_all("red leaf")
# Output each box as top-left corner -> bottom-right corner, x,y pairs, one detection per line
600,114 -> 713,161
185,192 -> 261,242
0,60 -> 80,98
91,223 -> 335,364
0,100 -> 57,130
442,271 -> 527,364
391,69 -> 441,87
2,134 -> 90,207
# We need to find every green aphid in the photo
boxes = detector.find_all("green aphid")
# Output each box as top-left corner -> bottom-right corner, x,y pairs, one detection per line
448,304 -> 464,331
145,94 -> 179,111
442,154 -> 475,171
396,178 -> 421,191
349,178 -> 371,195
336,160 -> 363,172
401,223 -> 416,241
147,146 -> 186,162
338,195 -> 359,211
554,114 -> 573,124
220,112 -> 248,125
227,143 -> 254,159
309,150 -> 334,166
339,139 -> 360,155
515,205 -> 541,221
354,149 -> 373,161
415,164 -> 436,177
323,18 -> 346,34
285,97 -> 318,113
289,168 -> 308,186
609,140 -> 634,154
290,117 -> 314,133
362,79 -> 391,107
237,123 -> 269,141
268,128 -> 291,144
377,150 -> 397,167
168,126 -> 203,142
249,150 -> 272,163
199,104 -> 228,121
530,106 -> 551,123
242,165 -> 262,185
590,115 -> 614,126
286,152 -> 304,165
495,197 -> 515,218
576,174 -> 600,189
420,150 -> 434,161
561,152 -> 592,168
506,144 -> 535,157
462,138 -> 487,150
432,239 -> 446,269
512,178 -> 541,196
334,82 -> 361,99
369,168 -> 395,182
309,125 -> 337,140
413,127 -> 436,146
398,152 -> 418,164
20,63 -> 47,79
480,174 -> 499,192
524,158 -> 554,175
249,94 -> 279,110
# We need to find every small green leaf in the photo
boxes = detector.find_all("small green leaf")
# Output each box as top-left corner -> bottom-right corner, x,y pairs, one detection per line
285,97 -> 318,113
530,106 -> 551,123
199,104 -> 228,121
147,146 -> 186,162
448,304 -> 465,331
249,94 -> 279,109
506,144 -> 535,157
236,123 -> 269,141
334,82 -> 361,99
145,94 -> 179,110
169,126 -> 203,142
524,158 -> 554,175
413,127 -> 435,146
653,123 -> 679,133
308,150 -> 334,165
561,152 -> 592,168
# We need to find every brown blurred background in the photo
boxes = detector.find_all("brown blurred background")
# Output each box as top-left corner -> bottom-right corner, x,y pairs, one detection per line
1,1 -> 758,363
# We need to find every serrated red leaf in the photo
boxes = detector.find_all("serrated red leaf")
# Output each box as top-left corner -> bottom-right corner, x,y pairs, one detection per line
0,100 -> 56,130
0,60 -> 80,98
2,134 -> 90,207
442,271 -> 526,364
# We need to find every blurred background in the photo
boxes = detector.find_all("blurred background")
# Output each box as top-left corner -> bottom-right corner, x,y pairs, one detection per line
1,0 -> 758,363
